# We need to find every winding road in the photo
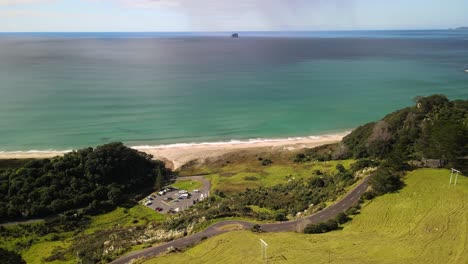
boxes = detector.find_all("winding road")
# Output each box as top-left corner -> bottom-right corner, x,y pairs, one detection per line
110,176 -> 371,264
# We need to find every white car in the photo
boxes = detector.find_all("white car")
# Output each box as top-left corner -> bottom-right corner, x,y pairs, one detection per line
144,201 -> 153,206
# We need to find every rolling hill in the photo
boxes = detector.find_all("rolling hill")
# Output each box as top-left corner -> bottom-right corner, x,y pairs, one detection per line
145,169 -> 468,264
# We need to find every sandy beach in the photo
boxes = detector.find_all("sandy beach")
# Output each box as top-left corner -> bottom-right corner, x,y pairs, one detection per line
0,132 -> 348,170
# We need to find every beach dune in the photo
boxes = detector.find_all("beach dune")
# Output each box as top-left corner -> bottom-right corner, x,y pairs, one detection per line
0,132 -> 348,170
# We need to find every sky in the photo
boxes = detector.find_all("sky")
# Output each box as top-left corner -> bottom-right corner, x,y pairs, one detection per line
1,0 -> 468,32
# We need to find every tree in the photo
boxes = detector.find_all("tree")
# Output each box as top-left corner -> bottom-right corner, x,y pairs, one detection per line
274,210 -> 287,221
370,169 -> 404,195
304,220 -> 339,234
0,248 -> 26,264
0,142 -> 171,221
423,120 -> 467,163
335,212 -> 350,224
155,168 -> 164,190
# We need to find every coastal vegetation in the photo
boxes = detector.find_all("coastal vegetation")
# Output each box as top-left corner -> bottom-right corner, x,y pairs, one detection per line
0,248 -> 26,264
1,94 -> 466,263
145,169 -> 468,264
179,148 -> 355,193
340,95 -> 468,172
0,142 -> 171,221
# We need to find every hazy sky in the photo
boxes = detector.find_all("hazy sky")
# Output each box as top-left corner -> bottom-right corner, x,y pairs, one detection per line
1,0 -> 468,32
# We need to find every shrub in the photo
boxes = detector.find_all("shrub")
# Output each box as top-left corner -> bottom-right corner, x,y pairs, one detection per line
251,224 -> 263,233
345,207 -> 359,215
361,191 -> 376,200
335,212 -> 350,225
294,153 -> 310,163
274,210 -> 287,221
304,219 -> 339,234
244,176 -> 259,181
261,159 -> 273,166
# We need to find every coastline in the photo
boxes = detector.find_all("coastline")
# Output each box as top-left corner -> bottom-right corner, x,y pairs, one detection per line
0,132 -> 349,169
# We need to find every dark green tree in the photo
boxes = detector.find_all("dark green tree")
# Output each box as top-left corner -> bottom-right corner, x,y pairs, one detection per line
0,248 -> 26,264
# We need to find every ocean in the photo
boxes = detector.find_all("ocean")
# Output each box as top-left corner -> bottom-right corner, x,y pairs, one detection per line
0,30 -> 467,152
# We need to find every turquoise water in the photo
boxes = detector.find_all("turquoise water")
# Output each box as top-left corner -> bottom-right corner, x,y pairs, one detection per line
0,31 -> 467,151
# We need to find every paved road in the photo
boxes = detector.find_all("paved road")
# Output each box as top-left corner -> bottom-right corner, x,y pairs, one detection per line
110,176 -> 371,264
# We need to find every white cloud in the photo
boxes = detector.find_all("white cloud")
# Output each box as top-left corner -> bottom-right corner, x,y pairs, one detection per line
0,0 -> 55,5
111,0 -> 357,30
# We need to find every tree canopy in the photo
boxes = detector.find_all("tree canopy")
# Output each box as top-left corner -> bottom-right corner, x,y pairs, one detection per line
341,95 -> 468,171
0,142 -> 171,221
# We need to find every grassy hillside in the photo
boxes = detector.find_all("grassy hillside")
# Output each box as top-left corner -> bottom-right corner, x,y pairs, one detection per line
145,169 -> 468,264
0,204 -> 165,264
179,148 -> 354,193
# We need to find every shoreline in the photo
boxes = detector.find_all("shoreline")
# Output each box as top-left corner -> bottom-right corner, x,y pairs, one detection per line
0,131 -> 349,169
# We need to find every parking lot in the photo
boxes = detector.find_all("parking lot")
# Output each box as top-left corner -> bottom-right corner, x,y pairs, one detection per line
143,176 -> 210,214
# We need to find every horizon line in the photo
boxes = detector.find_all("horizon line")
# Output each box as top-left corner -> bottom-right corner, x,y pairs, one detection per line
0,28 -> 461,34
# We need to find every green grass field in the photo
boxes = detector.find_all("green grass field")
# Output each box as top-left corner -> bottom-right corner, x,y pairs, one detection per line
205,160 -> 354,193
84,204 -> 167,234
145,169 -> 468,264
171,179 -> 203,191
178,147 -> 355,193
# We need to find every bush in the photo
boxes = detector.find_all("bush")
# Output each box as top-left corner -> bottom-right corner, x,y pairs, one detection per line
251,224 -> 263,233
293,153 -> 310,163
361,191 -> 376,200
274,210 -> 287,221
336,164 -> 346,173
314,169 -> 323,175
261,159 -> 273,166
335,212 -> 350,225
351,159 -> 379,172
345,207 -> 359,215
244,176 -> 259,181
304,219 -> 339,234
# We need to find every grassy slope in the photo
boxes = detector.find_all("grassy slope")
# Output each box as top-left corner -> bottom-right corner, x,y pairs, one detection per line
84,205 -> 167,234
178,147 -> 354,193
1,205 -> 166,263
145,169 -> 468,264
171,180 -> 203,192
208,160 -> 355,193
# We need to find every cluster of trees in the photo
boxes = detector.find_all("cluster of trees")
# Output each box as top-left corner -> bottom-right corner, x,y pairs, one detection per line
0,248 -> 25,264
293,144 -> 336,163
304,209 -> 354,234
304,219 -> 339,234
341,95 -> 468,172
0,142 -> 171,221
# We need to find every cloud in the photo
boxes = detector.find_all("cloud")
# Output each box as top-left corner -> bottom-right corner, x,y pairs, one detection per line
0,0 -> 55,5
115,0 -> 357,30
0,0 -> 358,31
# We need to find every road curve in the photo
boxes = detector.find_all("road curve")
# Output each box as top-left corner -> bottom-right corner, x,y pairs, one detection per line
111,176 -> 371,264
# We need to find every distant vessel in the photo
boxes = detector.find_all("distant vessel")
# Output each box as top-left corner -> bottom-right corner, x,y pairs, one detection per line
231,33 -> 239,38
465,69 -> 468,73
